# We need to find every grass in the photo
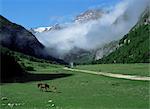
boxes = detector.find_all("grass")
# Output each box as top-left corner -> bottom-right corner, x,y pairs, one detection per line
18,57 -> 63,73
76,64 -> 150,76
0,61 -> 149,109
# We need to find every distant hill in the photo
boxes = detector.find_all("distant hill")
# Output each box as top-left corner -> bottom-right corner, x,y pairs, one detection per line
62,40 -> 119,65
61,47 -> 95,65
29,9 -> 105,65
94,8 -> 150,64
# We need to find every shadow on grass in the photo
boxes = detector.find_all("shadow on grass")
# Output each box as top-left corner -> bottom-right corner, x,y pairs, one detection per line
24,73 -> 73,82
1,73 -> 73,83
0,52 -> 73,83
44,90 -> 62,93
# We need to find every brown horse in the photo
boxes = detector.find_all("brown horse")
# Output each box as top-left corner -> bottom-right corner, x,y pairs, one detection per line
37,83 -> 49,91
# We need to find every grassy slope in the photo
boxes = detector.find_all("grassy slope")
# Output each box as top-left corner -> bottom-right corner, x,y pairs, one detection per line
76,64 -> 150,76
0,62 -> 149,109
0,46 -> 63,69
96,24 -> 150,64
95,8 -> 150,64
18,55 -> 63,73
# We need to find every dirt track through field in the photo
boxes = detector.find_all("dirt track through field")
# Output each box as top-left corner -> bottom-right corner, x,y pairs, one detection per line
64,67 -> 150,81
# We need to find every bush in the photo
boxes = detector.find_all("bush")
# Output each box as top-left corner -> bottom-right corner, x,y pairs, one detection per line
25,66 -> 35,71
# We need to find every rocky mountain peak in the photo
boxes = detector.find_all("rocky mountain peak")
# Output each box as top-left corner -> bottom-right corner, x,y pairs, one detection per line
74,9 -> 104,23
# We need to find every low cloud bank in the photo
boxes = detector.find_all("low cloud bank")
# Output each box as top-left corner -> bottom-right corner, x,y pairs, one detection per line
36,0 -> 149,58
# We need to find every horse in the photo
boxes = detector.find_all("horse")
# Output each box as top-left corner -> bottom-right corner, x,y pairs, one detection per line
37,83 -> 49,92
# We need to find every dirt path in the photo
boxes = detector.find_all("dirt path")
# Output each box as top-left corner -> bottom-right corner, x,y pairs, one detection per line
63,67 -> 150,81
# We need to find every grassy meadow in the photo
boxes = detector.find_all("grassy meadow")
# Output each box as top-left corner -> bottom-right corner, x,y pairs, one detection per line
0,57 -> 149,109
76,64 -> 150,76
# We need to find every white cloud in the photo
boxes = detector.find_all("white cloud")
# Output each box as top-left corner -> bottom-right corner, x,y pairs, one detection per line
36,0 -> 149,57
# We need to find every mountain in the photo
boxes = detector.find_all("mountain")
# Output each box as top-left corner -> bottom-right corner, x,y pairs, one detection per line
31,9 -> 104,34
29,8 -> 149,65
61,47 -> 95,65
61,9 -> 104,63
74,9 -> 104,23
30,24 -> 61,34
29,9 -> 105,64
94,8 -> 150,64
94,41 -> 119,60
0,15 -> 45,57
0,15 -> 70,82
0,15 -> 67,64
61,40 -> 119,64
30,26 -> 52,34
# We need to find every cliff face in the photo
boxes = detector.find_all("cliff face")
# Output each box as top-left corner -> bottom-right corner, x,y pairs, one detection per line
94,41 -> 119,60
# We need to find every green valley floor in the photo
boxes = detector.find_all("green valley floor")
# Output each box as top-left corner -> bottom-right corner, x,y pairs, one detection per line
0,63 -> 149,109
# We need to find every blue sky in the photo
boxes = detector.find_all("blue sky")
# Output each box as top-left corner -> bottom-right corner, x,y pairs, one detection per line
0,0 -> 121,28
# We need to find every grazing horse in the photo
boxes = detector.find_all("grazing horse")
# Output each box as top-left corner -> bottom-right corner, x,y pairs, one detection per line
37,83 -> 49,91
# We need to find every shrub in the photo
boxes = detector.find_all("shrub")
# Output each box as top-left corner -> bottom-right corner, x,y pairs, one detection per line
25,66 -> 35,71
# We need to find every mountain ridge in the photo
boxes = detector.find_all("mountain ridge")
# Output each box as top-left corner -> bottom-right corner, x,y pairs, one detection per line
0,15 -> 67,64
94,8 -> 150,64
0,15 -> 44,57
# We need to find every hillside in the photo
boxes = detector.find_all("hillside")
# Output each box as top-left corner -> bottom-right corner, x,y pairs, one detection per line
62,47 -> 95,65
0,48 -> 26,82
0,15 -> 67,65
94,41 -> 119,60
62,40 -> 119,65
95,8 -> 150,64
0,15 -> 45,57
0,46 -> 65,82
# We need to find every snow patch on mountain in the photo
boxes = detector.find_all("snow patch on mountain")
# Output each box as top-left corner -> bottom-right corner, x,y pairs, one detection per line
30,24 -> 61,34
